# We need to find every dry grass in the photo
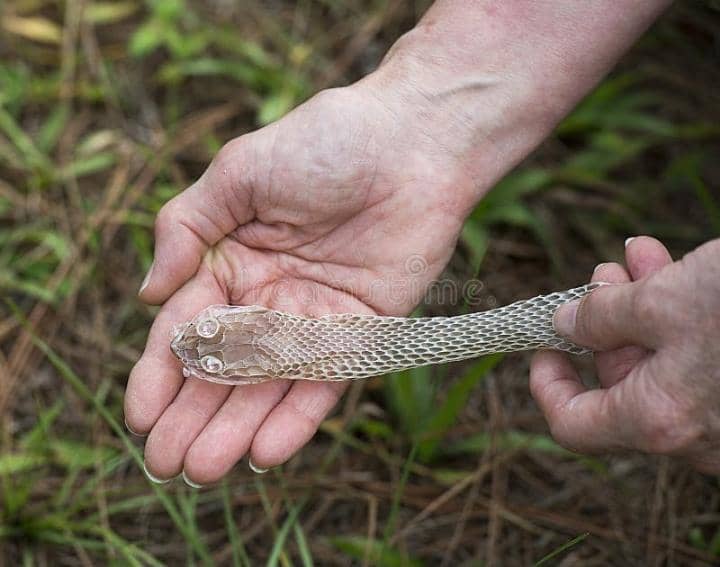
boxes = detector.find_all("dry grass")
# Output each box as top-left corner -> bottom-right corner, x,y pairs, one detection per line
1,1 -> 719,565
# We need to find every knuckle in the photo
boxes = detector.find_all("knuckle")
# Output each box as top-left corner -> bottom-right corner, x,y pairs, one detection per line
633,279 -> 662,323
155,200 -> 180,236
213,137 -> 244,171
310,86 -> 345,106
686,238 -> 720,265
208,136 -> 255,199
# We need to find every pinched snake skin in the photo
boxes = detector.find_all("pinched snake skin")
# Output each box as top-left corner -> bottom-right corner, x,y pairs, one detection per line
170,283 -> 601,386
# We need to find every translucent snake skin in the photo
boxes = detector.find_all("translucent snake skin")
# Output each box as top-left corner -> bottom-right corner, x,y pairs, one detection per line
170,283 -> 601,386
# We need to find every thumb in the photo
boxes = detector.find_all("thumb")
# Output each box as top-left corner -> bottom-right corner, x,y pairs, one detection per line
139,139 -> 256,305
554,282 -> 661,351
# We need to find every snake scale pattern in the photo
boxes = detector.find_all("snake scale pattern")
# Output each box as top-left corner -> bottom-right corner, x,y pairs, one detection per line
170,283 -> 601,386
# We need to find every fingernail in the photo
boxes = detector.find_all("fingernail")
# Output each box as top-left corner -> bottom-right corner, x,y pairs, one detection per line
124,417 -> 146,437
592,262 -> 610,275
248,458 -> 268,474
139,261 -> 154,295
143,461 -> 171,485
182,471 -> 204,489
554,300 -> 579,337
624,237 -> 636,248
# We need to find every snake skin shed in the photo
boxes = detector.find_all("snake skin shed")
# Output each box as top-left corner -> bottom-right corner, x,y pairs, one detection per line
170,283 -> 602,385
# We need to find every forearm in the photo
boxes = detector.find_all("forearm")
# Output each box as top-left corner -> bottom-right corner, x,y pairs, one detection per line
360,0 -> 671,206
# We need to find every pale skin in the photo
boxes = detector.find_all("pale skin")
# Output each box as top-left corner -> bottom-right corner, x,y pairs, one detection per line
125,0 -> 714,486
537,236 -> 720,475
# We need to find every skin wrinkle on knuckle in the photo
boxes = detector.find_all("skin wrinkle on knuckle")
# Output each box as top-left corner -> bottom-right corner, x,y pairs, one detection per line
183,207 -> 226,247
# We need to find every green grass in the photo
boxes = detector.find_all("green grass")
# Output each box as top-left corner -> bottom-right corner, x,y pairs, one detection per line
534,532 -> 590,567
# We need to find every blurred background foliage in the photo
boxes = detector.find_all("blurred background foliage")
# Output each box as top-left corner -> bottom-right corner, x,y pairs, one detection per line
0,0 -> 719,564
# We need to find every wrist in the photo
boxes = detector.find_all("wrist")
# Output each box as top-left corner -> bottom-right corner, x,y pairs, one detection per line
357,30 -> 556,212
356,0 -> 671,208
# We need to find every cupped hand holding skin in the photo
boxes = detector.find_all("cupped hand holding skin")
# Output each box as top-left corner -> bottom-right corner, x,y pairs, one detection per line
124,84 -> 482,485
532,237 -> 720,474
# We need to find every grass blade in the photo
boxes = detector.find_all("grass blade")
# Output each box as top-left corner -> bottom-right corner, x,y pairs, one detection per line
534,532 -> 589,566
222,480 -> 252,567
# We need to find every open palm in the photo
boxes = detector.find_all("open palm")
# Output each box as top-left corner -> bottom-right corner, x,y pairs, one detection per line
124,86 -> 477,484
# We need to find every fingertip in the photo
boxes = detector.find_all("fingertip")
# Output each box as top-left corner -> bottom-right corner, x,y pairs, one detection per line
125,357 -> 182,434
249,381 -> 347,469
249,417 -> 308,470
138,260 -> 154,295
183,444 -> 234,486
124,414 -> 147,437
591,262 -> 630,284
182,470 -> 204,489
248,458 -> 269,474
137,258 -> 176,305
123,368 -> 158,435
624,235 -> 673,280
138,287 -> 165,306
143,461 -> 173,485
182,379 -> 290,483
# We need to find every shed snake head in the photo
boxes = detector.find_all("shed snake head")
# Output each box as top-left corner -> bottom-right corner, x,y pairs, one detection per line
171,304 -> 278,385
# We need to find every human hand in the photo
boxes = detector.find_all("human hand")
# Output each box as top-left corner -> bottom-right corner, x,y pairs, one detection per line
530,236 -> 720,473
125,0 -> 675,485
124,81 -> 486,485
